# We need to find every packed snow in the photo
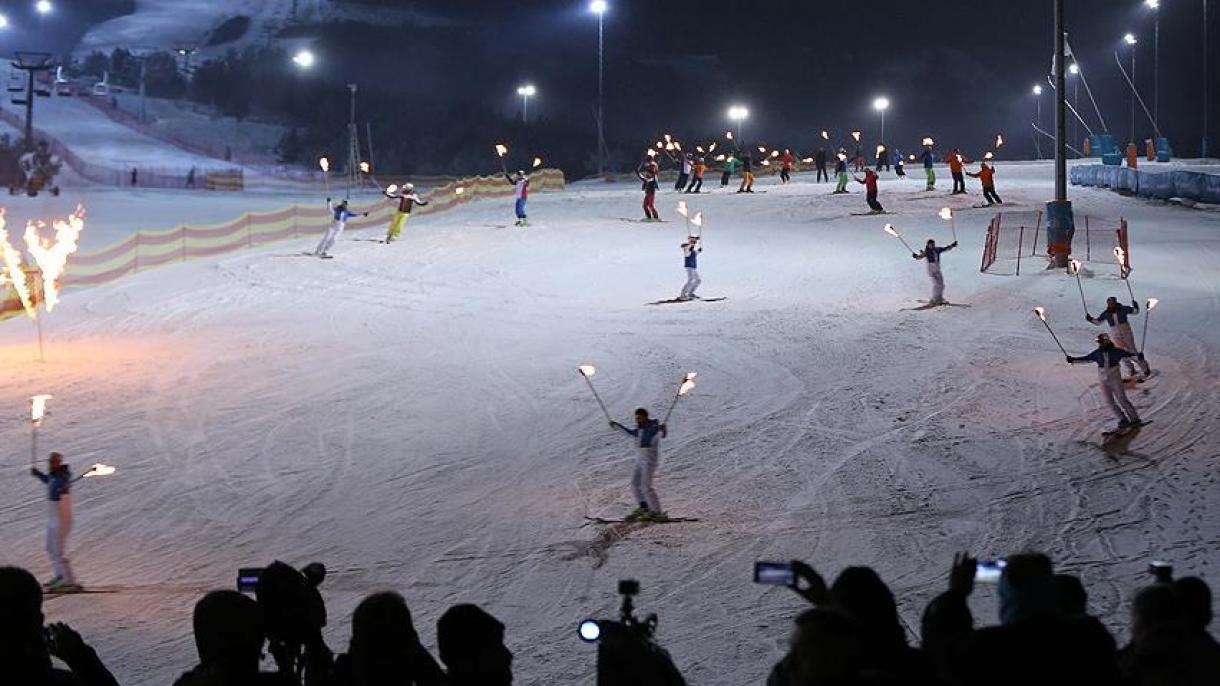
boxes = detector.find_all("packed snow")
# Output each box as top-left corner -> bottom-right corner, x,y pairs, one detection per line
1,164 -> 1218,685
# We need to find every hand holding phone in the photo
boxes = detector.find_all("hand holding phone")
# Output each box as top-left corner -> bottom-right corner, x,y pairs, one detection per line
754,561 -> 794,586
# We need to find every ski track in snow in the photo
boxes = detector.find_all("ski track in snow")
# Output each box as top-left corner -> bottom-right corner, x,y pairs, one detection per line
1,164 -> 1219,684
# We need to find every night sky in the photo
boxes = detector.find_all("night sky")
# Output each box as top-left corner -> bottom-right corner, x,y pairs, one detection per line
11,1 -> 1220,160
401,0 -> 1217,158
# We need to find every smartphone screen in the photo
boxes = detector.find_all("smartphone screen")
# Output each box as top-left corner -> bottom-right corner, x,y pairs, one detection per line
754,561 -> 794,586
975,560 -> 1006,583
236,567 -> 263,592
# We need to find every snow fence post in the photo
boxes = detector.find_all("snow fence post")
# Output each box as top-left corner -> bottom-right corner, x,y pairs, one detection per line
1016,225 -> 1024,276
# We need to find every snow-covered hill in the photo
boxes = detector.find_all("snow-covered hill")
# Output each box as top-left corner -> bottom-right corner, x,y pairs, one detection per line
1,166 -> 1218,685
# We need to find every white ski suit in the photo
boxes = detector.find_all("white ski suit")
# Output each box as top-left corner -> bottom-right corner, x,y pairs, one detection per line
1069,346 -> 1142,424
316,201 -> 359,256
615,420 -> 665,512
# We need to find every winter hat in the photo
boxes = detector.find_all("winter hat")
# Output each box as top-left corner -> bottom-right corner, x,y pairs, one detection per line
48,452 -> 63,468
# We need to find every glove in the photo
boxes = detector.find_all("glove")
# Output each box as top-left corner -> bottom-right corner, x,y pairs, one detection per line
1137,352 -> 1145,361
30,467 -> 38,477
950,241 -> 958,247
1085,315 -> 1094,323
911,253 -> 919,259
1065,355 -> 1074,363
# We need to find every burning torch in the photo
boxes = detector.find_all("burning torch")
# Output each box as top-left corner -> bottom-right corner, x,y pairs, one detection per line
1141,298 -> 1159,353
661,372 -> 697,424
30,394 -> 51,468
939,207 -> 956,242
884,223 -> 916,255
1033,306 -> 1069,356
577,364 -> 613,423
1069,259 -> 1088,316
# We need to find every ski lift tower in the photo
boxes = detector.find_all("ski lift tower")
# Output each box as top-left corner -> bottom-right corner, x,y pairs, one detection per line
12,52 -> 53,152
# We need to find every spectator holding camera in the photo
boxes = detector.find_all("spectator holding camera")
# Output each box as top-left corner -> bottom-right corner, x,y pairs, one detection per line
0,565 -> 119,686
174,589 -> 294,686
325,591 -> 445,686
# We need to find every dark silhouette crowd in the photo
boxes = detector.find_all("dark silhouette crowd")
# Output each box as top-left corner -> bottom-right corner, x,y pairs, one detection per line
2,551 -> 1218,685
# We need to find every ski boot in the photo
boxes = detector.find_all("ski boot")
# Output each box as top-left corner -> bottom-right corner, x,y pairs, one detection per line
624,506 -> 650,522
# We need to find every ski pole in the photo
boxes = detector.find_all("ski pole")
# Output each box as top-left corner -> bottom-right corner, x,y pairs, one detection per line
1032,307 -> 1069,356
1140,298 -> 1159,353
1069,260 -> 1088,316
661,372 -> 697,424
577,365 -> 613,423
883,224 -> 915,254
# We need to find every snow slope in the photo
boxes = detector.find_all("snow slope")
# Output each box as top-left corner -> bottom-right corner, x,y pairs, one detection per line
1,165 -> 1218,685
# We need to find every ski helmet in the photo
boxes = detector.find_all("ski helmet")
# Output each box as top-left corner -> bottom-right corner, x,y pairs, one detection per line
404,183 -> 414,191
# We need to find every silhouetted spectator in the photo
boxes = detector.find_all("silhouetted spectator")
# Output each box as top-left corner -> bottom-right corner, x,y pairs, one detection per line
921,553 -> 976,681
0,566 -> 119,686
958,553 -> 1119,685
436,604 -> 512,686
829,566 -> 934,683
1053,573 -> 1088,617
1173,577 -> 1220,681
768,607 -> 864,686
174,590 -> 291,686
326,591 -> 445,686
130,167 -> 138,186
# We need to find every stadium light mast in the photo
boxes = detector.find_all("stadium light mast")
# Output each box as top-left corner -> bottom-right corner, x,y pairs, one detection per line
872,97 -> 890,142
1145,0 -> 1159,127
1046,0 -> 1074,270
728,105 -> 748,142
516,84 -> 536,124
590,0 -> 608,175
1123,32 -> 1138,145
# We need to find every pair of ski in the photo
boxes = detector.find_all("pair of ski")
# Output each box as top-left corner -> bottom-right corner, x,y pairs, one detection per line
647,296 -> 727,306
901,299 -> 971,311
1101,420 -> 1153,439
585,516 -> 699,525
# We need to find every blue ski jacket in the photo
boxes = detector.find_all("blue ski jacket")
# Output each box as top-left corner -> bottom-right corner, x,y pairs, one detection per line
32,466 -> 71,501
684,246 -> 699,269
1071,347 -> 1136,368
618,420 -> 663,448
1096,304 -> 1137,326
921,150 -> 935,169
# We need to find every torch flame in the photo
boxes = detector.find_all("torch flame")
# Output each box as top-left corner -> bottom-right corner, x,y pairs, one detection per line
1069,259 -> 1081,275
647,149 -> 659,158
883,224 -> 900,237
714,154 -> 726,161
708,143 -> 717,152
876,144 -> 885,157
665,142 -> 675,151
386,184 -> 399,195
939,207 -> 953,220
677,201 -> 688,217
318,157 -> 329,172
1147,298 -> 1159,310
821,130 -> 829,140
757,146 -> 767,153
725,131 -> 734,140
82,463 -> 116,478
359,161 -> 370,173
908,154 -> 916,161
455,187 -> 465,195
691,212 -> 703,228
1113,246 -> 1125,262
851,131 -> 861,142
533,157 -> 543,168
995,134 -> 1004,148
922,137 -> 935,147
760,160 -> 771,166
31,394 -> 52,422
1033,306 -> 1047,321
495,144 -> 508,157
696,145 -> 705,153
664,134 -> 672,143
0,212 -> 35,317
802,157 -> 813,163
24,206 -> 85,313
673,142 -> 682,151
677,371 -> 697,396
984,152 -> 995,160
577,364 -> 596,377
837,152 -> 847,161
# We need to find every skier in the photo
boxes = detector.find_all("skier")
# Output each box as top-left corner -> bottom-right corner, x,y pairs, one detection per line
815,147 -> 829,183
921,145 -> 937,191
384,183 -> 429,243
948,149 -> 967,194
685,154 -> 706,193
912,238 -> 958,305
1086,297 -> 1151,379
853,142 -> 865,172
315,198 -> 367,259
779,149 -> 795,184
874,143 -> 890,172
609,409 -> 668,521
1066,333 -> 1145,429
893,149 -> 906,179
966,162 -> 1002,205
638,158 -> 661,221
506,170 -> 530,227
853,168 -> 883,213
720,154 -> 739,188
737,150 -> 756,193
30,452 -> 78,592
675,153 -> 693,191
833,153 -> 851,194
678,235 -> 702,300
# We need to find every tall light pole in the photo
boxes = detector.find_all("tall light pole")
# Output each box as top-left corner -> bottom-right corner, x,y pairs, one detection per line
1145,0 -> 1160,128
1124,33 -> 1138,145
872,96 -> 890,142
1205,0 -> 1211,158
1033,84 -> 1043,159
517,84 -> 536,124
35,0 -> 52,46
1047,0 -> 1074,270
728,105 -> 748,142
1068,63 -> 1080,154
590,0 -> 608,174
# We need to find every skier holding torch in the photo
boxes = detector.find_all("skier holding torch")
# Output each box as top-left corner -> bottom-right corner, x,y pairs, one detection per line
315,198 -> 366,259
383,183 -> 428,243
609,409 -> 669,522
30,452 -> 78,592
912,238 -> 958,305
1066,333 -> 1145,431
1086,296 -> 1150,380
